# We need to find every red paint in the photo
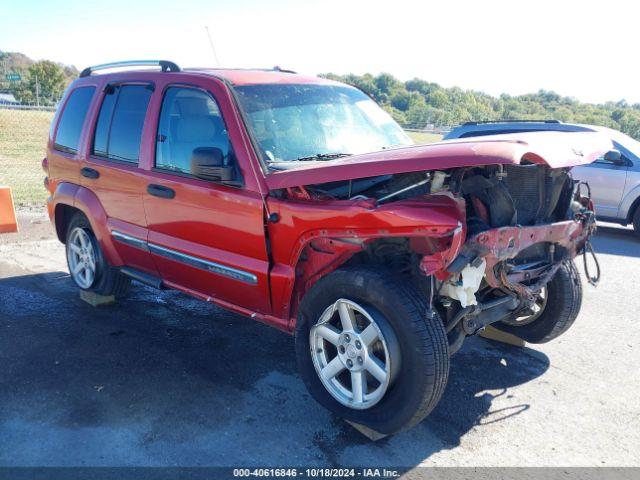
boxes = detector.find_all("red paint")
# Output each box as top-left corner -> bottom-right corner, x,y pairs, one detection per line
46,68 -> 605,333
265,132 -> 612,190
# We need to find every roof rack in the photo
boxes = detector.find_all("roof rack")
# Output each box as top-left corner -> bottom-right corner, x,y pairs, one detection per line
186,66 -> 298,74
272,66 -> 297,74
462,119 -> 561,126
79,60 -> 180,78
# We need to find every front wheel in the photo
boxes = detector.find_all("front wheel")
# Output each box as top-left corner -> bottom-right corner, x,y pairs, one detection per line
633,207 -> 640,237
494,260 -> 582,343
295,267 -> 449,435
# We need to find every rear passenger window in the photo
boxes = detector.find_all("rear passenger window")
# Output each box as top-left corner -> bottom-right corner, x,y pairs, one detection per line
54,87 -> 96,154
92,85 -> 152,163
155,87 -> 231,174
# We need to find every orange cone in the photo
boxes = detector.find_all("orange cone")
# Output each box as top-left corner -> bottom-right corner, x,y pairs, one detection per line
0,186 -> 18,234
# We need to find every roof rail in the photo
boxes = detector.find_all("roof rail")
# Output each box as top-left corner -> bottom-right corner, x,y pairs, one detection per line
79,60 -> 181,78
272,66 -> 297,74
462,119 -> 561,126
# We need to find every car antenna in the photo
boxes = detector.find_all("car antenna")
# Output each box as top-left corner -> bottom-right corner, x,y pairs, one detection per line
204,26 -> 221,67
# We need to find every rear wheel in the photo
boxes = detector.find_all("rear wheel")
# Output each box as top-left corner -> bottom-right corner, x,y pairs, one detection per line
633,207 -> 640,237
65,213 -> 131,298
295,267 -> 449,435
494,260 -> 582,343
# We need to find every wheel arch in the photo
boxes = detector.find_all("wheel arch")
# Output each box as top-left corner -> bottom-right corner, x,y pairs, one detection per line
51,182 -> 123,266
622,184 -> 640,223
278,230 -> 461,330
54,203 -> 82,243
626,192 -> 640,224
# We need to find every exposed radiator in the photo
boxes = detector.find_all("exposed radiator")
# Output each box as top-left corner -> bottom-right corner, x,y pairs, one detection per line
503,164 -> 569,226
504,165 -> 545,225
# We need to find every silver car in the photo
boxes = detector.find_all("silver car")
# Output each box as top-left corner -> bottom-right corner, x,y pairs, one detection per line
445,121 -> 640,235
571,127 -> 640,234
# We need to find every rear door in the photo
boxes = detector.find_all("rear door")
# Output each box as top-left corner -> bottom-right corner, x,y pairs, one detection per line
142,81 -> 271,313
81,82 -> 157,274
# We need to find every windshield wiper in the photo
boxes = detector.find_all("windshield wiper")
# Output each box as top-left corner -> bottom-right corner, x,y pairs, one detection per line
294,153 -> 352,162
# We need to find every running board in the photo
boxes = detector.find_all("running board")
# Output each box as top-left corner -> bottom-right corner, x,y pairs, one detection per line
120,267 -> 164,289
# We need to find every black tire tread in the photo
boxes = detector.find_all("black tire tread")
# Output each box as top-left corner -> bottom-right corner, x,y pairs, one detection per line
495,260 -> 582,343
633,207 -> 640,237
295,266 -> 449,434
392,270 -> 450,430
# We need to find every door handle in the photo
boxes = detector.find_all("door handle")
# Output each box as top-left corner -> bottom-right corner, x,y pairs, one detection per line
147,184 -> 175,199
80,167 -> 100,179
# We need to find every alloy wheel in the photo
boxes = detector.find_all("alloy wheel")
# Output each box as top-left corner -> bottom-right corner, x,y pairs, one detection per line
310,299 -> 399,410
67,227 -> 97,289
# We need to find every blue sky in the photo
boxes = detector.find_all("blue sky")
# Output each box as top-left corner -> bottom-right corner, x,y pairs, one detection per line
1,0 -> 636,104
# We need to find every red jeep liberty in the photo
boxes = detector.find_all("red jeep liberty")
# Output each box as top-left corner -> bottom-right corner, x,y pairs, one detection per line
44,60 -> 607,435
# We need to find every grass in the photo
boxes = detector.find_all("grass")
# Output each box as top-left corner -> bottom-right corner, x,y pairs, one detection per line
406,131 -> 443,144
0,109 -> 443,206
0,109 -> 54,206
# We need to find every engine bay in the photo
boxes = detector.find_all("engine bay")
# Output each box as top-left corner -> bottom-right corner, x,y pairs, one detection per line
275,162 -> 595,354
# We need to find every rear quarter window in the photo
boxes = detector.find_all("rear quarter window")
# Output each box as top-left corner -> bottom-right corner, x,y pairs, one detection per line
54,86 -> 96,154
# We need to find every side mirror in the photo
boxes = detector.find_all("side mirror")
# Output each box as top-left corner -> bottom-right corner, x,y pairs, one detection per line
604,149 -> 625,166
190,147 -> 234,182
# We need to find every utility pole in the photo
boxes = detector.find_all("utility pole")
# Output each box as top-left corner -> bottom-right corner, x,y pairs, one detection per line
205,26 -> 221,67
35,74 -> 40,107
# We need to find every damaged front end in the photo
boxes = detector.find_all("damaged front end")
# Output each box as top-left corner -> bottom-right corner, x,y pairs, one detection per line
266,134 -> 607,351
420,163 -> 597,353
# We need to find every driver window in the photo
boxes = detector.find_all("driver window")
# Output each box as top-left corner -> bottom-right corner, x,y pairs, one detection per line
594,155 -> 626,166
155,87 -> 232,174
594,142 -> 628,166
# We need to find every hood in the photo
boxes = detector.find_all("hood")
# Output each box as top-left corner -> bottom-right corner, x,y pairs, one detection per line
265,131 -> 613,190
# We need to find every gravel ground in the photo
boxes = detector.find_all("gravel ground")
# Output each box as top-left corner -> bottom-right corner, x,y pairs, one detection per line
0,208 -> 639,468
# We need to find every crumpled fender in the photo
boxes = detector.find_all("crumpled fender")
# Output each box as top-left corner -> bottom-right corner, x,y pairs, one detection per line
266,193 -> 465,322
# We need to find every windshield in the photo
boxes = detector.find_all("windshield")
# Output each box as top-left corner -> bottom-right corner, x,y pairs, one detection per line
233,83 -> 412,165
599,127 -> 640,159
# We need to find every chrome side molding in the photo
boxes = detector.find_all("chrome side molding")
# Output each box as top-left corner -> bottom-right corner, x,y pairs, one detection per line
111,230 -> 149,251
111,230 -> 257,285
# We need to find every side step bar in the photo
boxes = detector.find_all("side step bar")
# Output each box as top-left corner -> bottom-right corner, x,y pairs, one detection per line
120,267 -> 164,289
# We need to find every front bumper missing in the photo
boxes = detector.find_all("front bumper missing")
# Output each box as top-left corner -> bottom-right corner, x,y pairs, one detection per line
421,214 -> 595,301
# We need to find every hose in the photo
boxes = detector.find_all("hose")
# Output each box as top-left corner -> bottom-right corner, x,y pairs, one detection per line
582,240 -> 601,286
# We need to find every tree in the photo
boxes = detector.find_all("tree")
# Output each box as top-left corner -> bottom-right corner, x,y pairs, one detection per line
13,60 -> 66,105
320,71 -> 640,139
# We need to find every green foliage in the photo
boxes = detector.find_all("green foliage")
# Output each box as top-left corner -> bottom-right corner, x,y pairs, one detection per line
321,72 -> 640,139
1,51 -> 78,105
12,61 -> 66,105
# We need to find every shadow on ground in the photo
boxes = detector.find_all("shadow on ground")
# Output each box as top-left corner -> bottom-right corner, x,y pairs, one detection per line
591,224 -> 639,258
0,269 -> 549,467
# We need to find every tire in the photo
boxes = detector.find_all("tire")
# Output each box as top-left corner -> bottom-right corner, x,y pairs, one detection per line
295,266 -> 449,435
633,207 -> 640,237
494,260 -> 582,343
65,212 -> 131,298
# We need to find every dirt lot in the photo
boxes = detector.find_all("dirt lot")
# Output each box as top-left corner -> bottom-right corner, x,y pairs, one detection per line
1,207 -> 639,468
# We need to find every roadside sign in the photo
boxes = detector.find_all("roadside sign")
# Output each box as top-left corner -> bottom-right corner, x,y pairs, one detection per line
5,73 -> 21,82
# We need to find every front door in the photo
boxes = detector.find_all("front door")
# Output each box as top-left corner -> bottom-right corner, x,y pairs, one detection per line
572,142 -> 630,219
142,84 -> 271,314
